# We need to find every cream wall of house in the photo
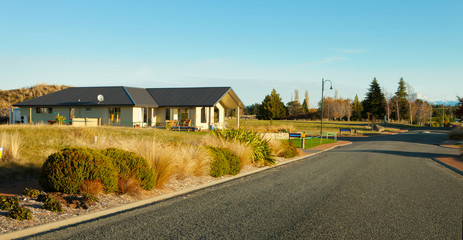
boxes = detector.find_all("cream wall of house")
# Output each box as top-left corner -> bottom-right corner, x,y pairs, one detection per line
20,107 -> 70,124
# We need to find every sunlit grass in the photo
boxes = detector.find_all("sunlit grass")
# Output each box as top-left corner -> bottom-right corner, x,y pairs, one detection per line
290,138 -> 336,149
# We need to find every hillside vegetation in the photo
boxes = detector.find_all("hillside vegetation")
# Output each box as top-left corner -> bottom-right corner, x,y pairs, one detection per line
0,84 -> 69,123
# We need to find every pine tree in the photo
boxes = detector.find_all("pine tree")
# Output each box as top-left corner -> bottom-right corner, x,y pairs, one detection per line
257,89 -> 287,120
362,78 -> 386,119
352,94 -> 363,121
394,77 -> 409,121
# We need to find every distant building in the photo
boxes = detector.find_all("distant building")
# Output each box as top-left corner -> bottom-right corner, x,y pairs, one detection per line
12,86 -> 245,130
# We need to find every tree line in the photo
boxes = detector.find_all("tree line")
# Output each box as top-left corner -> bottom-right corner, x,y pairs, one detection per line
247,77 -> 462,126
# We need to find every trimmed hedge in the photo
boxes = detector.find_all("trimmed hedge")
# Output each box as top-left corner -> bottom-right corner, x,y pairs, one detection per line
40,147 -> 118,194
100,148 -> 156,190
206,146 -> 241,177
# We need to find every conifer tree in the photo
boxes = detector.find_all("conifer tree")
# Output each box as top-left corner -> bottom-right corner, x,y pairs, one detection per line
257,89 -> 287,120
362,78 -> 386,119
352,94 -> 363,120
394,77 -> 409,121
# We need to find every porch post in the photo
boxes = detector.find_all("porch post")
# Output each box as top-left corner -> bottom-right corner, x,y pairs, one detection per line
237,107 -> 240,128
29,107 -> 32,124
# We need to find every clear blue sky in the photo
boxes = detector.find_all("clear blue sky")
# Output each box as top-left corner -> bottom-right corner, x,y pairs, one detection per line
1,0 -> 462,106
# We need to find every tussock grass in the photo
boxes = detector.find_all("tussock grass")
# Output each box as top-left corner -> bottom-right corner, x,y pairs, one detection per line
118,177 -> 144,199
80,180 -> 104,196
0,132 -> 22,163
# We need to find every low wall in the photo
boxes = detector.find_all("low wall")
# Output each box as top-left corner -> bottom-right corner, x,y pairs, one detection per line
72,118 -> 100,127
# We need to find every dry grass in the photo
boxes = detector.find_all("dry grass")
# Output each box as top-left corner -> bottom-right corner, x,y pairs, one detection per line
118,177 -> 145,199
268,139 -> 286,157
80,180 -> 104,196
0,132 -> 22,164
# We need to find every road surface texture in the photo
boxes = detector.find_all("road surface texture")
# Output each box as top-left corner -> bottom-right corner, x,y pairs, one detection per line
26,130 -> 463,239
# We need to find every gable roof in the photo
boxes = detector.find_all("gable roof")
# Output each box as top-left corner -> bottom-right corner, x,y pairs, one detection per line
13,86 -> 245,109
147,87 -> 230,107
13,86 -> 159,108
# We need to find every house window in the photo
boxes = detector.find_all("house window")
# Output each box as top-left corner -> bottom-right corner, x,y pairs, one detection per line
143,108 -> 148,123
214,107 -> 219,122
36,107 -> 52,114
109,107 -> 121,124
201,107 -> 206,123
165,108 -> 171,120
180,108 -> 189,121
85,107 -> 92,111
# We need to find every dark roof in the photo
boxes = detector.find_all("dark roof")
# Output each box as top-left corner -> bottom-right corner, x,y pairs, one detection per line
13,86 -> 244,109
146,87 -> 231,107
13,87 -> 159,107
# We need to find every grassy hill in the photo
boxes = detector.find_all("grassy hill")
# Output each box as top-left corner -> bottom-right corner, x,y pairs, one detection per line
0,84 -> 69,123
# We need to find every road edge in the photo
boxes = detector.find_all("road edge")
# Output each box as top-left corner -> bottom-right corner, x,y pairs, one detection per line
1,141 -> 352,240
430,158 -> 463,176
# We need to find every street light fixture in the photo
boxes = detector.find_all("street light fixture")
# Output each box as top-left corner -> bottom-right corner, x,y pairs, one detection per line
320,78 -> 333,138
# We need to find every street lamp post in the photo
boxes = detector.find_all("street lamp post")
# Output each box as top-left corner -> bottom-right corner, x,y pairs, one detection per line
320,78 -> 333,138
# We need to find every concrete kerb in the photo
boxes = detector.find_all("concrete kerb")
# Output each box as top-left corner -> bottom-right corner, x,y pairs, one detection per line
430,158 -> 463,177
1,141 -> 353,240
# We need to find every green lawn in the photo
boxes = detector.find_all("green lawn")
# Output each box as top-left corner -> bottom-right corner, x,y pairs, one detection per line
289,138 -> 336,149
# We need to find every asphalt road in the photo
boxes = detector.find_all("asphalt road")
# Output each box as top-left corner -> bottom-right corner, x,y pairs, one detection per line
26,130 -> 463,239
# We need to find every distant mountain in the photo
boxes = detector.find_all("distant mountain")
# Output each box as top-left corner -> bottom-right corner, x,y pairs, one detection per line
412,92 -> 458,106
431,100 -> 459,106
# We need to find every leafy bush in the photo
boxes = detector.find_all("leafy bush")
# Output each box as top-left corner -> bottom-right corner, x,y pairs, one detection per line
43,195 -> 63,212
277,140 -> 298,158
100,148 -> 156,191
0,196 -> 20,210
23,188 -> 41,198
206,146 -> 241,177
40,147 -> 118,194
212,128 -> 275,166
8,205 -> 32,220
448,128 -> 463,140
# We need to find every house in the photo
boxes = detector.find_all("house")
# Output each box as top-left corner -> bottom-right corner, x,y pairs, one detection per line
12,86 -> 245,130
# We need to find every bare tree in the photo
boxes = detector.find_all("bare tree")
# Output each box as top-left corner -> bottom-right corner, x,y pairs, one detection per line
407,83 -> 417,124
344,99 -> 352,121
415,100 -> 432,126
383,87 -> 393,122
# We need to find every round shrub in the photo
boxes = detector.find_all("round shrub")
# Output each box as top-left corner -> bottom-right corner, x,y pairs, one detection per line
207,147 -> 230,178
206,146 -> 241,177
100,148 -> 156,191
40,147 -> 118,194
8,205 -> 32,220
